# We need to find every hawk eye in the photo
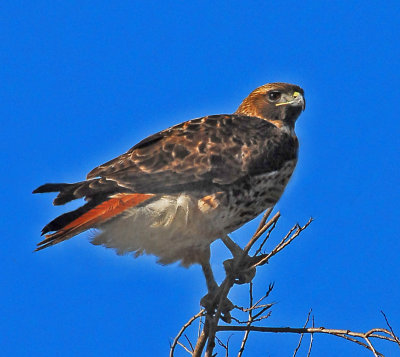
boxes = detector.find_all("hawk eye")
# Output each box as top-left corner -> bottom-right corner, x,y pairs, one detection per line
267,91 -> 281,102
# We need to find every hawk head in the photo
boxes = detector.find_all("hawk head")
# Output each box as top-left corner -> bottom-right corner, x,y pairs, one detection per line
235,82 -> 305,130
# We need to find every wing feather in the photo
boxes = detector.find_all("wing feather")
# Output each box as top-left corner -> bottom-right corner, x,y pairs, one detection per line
86,115 -> 298,194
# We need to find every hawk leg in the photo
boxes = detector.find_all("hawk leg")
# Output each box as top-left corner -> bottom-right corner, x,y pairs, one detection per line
199,258 -> 234,323
200,257 -> 218,293
221,234 -> 256,284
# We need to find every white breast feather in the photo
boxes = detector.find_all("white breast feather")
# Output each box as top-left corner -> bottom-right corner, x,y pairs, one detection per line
92,194 -> 221,264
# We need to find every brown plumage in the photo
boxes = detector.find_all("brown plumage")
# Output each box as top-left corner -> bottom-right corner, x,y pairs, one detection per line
33,82 -> 305,280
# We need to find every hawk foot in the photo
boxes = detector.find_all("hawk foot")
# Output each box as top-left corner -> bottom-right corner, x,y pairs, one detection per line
200,289 -> 234,323
223,257 -> 257,285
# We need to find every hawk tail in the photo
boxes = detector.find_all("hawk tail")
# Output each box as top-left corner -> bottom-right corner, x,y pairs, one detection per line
35,193 -> 155,251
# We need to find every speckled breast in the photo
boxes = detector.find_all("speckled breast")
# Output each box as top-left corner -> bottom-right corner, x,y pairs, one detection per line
221,159 -> 297,232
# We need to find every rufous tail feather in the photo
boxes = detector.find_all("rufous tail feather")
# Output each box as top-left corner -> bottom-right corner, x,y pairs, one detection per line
35,193 -> 155,251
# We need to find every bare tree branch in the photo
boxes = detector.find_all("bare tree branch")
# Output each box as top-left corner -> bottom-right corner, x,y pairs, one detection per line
170,210 -> 399,356
363,336 -> 379,357
216,325 -> 398,356
216,325 -> 398,342
192,329 -> 207,357
200,212 -> 307,356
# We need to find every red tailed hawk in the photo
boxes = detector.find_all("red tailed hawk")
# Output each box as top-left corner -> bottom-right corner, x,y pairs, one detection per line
34,82 -> 305,301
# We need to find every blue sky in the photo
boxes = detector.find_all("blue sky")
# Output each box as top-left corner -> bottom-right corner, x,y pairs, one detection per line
1,1 -> 400,356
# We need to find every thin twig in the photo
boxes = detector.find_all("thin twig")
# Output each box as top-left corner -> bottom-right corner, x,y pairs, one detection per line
337,334 -> 383,357
251,283 -> 274,309
238,282 -> 254,357
176,340 -> 193,355
216,334 -> 231,357
231,316 -> 251,324
184,334 -> 194,352
255,208 -> 273,234
170,309 -> 204,357
254,220 -> 278,256
243,211 -> 281,255
253,307 -> 272,320
198,313 -> 203,338
381,310 -> 400,348
235,303 -> 274,313
365,328 -> 400,341
249,217 -> 313,270
293,309 -> 312,357
307,316 -> 314,357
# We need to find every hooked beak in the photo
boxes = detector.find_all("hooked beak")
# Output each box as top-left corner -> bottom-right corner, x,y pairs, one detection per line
276,91 -> 305,111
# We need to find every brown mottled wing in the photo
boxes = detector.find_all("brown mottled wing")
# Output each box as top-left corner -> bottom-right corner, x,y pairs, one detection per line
86,114 -> 297,194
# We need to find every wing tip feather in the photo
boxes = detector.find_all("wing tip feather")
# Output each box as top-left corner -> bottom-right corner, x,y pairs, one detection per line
33,183 -> 71,194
